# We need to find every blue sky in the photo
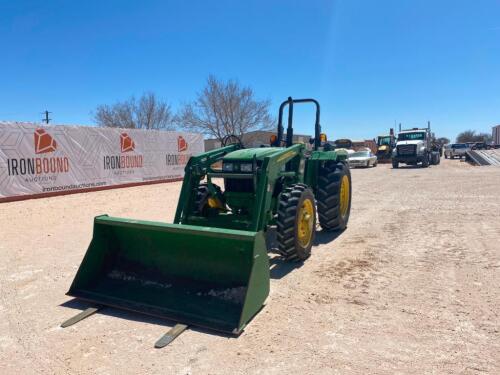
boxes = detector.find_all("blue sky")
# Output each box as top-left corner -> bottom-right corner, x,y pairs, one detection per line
1,0 -> 499,141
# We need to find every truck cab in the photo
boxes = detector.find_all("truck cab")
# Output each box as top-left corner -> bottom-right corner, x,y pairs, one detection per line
392,127 -> 439,168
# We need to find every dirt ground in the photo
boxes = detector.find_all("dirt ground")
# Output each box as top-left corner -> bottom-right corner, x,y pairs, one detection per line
1,159 -> 499,374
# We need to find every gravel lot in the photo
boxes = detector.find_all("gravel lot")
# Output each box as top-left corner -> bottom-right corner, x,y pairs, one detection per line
1,159 -> 499,374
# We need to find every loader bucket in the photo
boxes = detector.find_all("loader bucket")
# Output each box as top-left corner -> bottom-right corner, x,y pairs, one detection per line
67,215 -> 270,334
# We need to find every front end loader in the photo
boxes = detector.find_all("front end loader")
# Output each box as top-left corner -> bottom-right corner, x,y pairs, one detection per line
376,128 -> 396,163
63,97 -> 351,345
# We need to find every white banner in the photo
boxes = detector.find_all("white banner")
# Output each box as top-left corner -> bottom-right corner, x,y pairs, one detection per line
0,122 -> 204,201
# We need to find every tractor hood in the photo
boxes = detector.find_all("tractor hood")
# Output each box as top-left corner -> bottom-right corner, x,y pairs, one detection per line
223,147 -> 287,161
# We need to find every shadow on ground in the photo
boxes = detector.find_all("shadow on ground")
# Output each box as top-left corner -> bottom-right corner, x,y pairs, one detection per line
266,226 -> 345,279
392,164 -> 438,169
314,228 -> 344,245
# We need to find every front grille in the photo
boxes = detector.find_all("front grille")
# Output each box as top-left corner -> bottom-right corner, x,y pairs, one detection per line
397,144 -> 416,156
225,178 -> 253,193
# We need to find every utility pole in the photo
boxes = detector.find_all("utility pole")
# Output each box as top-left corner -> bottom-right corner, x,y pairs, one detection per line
42,110 -> 51,124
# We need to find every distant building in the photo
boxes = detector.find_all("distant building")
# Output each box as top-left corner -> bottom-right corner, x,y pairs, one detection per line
204,138 -> 221,151
363,139 -> 377,154
204,130 -> 312,151
493,125 -> 500,145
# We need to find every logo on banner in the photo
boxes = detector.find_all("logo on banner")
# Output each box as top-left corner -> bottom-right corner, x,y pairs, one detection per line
7,128 -> 69,178
120,132 -> 135,153
103,132 -> 143,171
34,128 -> 57,154
177,136 -> 188,152
166,135 -> 192,166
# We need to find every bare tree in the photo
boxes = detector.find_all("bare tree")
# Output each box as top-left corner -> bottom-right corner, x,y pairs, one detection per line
94,92 -> 175,130
177,75 -> 274,141
456,130 -> 476,143
435,137 -> 450,145
456,130 -> 492,143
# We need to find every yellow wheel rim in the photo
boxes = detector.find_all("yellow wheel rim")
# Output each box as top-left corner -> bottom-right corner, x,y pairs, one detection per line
339,175 -> 350,218
297,198 -> 314,247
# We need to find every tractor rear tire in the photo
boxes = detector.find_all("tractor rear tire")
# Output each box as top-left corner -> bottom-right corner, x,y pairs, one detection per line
194,183 -> 224,215
392,160 -> 399,168
277,184 -> 316,261
316,161 -> 352,232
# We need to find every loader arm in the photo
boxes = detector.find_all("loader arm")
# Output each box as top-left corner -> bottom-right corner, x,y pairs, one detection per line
174,144 -> 240,224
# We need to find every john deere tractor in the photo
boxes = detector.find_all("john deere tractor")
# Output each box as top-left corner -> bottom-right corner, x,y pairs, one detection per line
64,97 -> 351,342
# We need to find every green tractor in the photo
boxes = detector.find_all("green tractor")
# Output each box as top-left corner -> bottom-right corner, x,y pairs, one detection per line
63,97 -> 351,343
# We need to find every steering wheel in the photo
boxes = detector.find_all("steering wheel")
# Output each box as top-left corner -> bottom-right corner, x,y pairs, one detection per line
221,134 -> 243,148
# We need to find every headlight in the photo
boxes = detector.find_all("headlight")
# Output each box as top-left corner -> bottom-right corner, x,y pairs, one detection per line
240,163 -> 253,172
223,163 -> 233,172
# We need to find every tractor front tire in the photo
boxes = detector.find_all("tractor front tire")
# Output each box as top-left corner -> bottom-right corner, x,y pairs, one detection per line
277,184 -> 316,261
317,161 -> 352,232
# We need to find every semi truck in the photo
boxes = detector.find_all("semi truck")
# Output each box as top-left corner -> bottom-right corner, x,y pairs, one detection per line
392,124 -> 440,168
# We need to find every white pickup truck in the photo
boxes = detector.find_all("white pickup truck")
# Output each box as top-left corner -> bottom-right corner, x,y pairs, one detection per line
444,143 -> 468,159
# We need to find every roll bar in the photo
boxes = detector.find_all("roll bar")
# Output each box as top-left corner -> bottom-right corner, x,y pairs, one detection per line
276,97 -> 321,151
